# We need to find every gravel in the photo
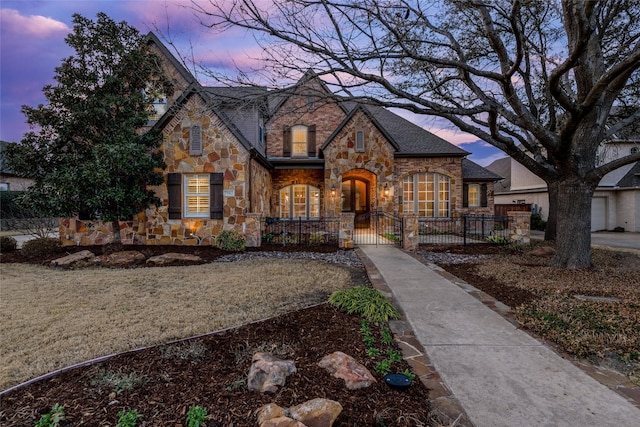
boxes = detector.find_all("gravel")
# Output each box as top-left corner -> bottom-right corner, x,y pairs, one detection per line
216,250 -> 364,268
414,250 -> 490,265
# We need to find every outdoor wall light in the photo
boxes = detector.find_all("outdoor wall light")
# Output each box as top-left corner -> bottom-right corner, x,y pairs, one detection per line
384,183 -> 389,196
331,184 -> 336,197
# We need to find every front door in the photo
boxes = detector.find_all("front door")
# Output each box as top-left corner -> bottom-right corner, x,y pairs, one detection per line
342,178 -> 370,228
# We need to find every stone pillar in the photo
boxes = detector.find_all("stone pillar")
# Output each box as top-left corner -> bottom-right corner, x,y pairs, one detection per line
245,213 -> 262,247
339,212 -> 355,249
508,211 -> 531,245
402,214 -> 419,251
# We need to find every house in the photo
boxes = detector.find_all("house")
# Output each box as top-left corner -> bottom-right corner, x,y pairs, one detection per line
0,141 -> 34,192
486,138 -> 640,232
60,33 -> 502,246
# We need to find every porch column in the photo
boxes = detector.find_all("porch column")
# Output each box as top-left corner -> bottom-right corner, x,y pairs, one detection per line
508,211 -> 531,245
339,212 -> 355,249
245,213 -> 262,248
402,213 -> 419,251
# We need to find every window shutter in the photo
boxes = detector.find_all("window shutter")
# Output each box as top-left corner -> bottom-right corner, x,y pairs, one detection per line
480,183 -> 488,207
283,127 -> 291,157
168,173 -> 182,219
462,184 -> 469,208
356,130 -> 365,152
210,172 -> 224,219
307,125 -> 316,157
190,125 -> 202,155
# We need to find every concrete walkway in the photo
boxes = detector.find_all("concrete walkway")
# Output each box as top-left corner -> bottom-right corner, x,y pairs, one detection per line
358,245 -> 640,427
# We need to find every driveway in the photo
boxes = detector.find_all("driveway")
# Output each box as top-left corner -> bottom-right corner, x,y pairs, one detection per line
531,230 -> 640,250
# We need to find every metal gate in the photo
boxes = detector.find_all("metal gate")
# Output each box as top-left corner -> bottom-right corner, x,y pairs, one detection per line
353,211 -> 403,245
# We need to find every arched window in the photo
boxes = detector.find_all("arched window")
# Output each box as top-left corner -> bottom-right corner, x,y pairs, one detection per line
402,173 -> 450,217
279,185 -> 320,219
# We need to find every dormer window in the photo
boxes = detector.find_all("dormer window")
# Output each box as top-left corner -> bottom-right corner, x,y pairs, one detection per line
292,125 -> 308,157
283,125 -> 316,157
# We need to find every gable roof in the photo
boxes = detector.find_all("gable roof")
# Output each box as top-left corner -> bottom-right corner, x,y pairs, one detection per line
616,161 -> 640,187
485,157 -> 512,193
462,158 -> 502,181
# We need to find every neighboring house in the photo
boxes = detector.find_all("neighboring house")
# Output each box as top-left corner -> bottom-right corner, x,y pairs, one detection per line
61,33 -> 502,246
0,141 -> 33,191
486,139 -> 640,232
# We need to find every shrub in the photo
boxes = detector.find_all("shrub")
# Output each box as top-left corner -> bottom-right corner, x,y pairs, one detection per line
329,286 -> 400,323
531,213 -> 547,231
35,403 -> 65,427
21,237 -> 61,259
186,405 -> 209,427
0,235 -> 18,252
116,409 -> 142,427
215,229 -> 246,252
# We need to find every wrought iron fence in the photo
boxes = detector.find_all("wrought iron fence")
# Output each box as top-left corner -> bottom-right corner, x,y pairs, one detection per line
418,214 -> 512,245
261,217 -> 340,246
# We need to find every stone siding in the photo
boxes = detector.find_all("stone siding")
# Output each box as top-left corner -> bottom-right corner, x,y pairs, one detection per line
251,160 -> 272,216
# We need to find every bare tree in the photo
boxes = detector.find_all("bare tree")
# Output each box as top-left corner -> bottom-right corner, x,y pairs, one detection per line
192,0 -> 640,269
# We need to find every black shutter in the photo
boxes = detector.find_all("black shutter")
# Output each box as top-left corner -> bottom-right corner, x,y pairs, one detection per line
283,127 -> 291,157
190,125 -> 202,155
481,183 -> 488,207
210,172 -> 224,219
463,184 -> 469,208
168,173 -> 182,219
307,125 -> 316,157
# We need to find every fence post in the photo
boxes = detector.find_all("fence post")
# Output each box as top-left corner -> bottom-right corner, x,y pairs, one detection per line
463,215 -> 467,245
339,212 -> 356,249
507,211 -> 531,245
402,214 -> 419,251
245,213 -> 262,247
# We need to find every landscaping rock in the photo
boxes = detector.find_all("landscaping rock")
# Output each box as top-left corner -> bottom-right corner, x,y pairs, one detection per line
288,398 -> 342,427
530,246 -> 555,257
95,251 -> 145,267
50,250 -> 95,268
257,399 -> 342,427
318,351 -> 376,390
248,352 -> 297,393
145,252 -> 202,266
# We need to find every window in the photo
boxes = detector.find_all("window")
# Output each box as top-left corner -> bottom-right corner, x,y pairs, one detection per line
402,173 -> 450,217
279,185 -> 320,219
291,125 -> 308,157
144,86 -> 167,121
355,130 -> 365,152
283,125 -> 316,157
184,174 -> 209,218
467,184 -> 480,207
463,183 -> 488,208
167,173 -> 223,219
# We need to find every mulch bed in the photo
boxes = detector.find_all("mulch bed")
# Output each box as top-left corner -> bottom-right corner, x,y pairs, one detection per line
0,243 -> 434,426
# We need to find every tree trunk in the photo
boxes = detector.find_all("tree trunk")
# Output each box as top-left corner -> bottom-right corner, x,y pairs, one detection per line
545,182 -> 558,241
550,179 -> 596,269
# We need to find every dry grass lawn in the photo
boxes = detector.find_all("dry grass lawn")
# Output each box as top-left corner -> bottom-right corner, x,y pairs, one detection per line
0,259 -> 356,390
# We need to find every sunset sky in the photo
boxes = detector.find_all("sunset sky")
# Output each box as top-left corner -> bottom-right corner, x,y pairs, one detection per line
0,1 -> 504,166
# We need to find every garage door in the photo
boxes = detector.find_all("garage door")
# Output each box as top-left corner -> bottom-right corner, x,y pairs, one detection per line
591,197 -> 607,231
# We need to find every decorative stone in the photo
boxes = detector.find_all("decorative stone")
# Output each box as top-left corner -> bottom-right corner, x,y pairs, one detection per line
95,251 -> 145,267
318,351 -> 376,390
257,404 -> 287,425
248,352 -> 297,393
145,252 -> 203,266
288,398 -> 342,427
51,250 -> 95,268
260,417 -> 306,427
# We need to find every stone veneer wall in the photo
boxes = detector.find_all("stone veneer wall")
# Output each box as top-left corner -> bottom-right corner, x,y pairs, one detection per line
393,157 -> 465,216
323,110 -> 396,217
508,211 -> 531,245
251,159 -> 272,217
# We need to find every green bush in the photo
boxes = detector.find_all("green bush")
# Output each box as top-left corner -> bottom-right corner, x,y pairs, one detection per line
116,409 -> 142,427
329,286 -> 400,323
215,229 -> 246,252
0,235 -> 18,252
531,213 -> 547,231
35,403 -> 65,427
21,237 -> 61,259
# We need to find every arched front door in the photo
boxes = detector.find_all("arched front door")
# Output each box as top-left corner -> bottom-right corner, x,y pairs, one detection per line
342,178 -> 370,228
